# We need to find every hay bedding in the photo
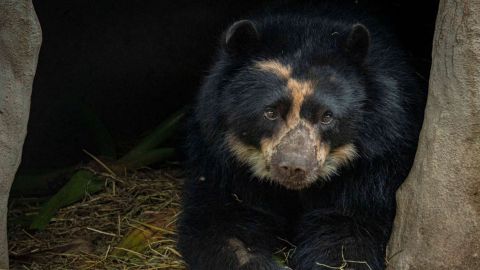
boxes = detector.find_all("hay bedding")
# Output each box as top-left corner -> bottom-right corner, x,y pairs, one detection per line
7,168 -> 186,270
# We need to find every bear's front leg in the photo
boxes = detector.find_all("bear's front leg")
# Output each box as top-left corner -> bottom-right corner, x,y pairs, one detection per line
178,187 -> 289,270
290,210 -> 390,270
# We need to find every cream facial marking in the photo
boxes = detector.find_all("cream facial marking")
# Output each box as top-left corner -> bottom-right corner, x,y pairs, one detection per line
226,131 -> 358,188
319,144 -> 358,180
256,60 -> 315,127
256,60 -> 292,80
226,134 -> 270,179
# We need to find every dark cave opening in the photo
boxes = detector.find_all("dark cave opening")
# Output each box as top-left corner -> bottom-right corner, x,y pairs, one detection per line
18,0 -> 439,187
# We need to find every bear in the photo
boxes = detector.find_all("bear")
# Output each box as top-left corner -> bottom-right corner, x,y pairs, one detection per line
178,2 -> 426,270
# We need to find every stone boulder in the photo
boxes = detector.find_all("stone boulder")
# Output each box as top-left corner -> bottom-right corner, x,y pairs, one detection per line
387,0 -> 480,269
0,0 -> 42,268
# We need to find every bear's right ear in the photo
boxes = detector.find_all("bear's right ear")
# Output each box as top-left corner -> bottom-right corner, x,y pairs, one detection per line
225,20 -> 260,56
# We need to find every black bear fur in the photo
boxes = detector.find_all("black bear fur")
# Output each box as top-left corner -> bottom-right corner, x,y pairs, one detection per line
178,2 -> 427,270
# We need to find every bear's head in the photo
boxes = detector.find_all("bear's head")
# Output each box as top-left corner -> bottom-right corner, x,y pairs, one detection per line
206,20 -> 372,190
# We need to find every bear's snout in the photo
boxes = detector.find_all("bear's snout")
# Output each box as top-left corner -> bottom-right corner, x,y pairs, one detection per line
278,154 -> 310,179
270,123 -> 319,189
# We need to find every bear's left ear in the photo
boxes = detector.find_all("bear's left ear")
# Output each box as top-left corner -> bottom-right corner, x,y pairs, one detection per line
345,24 -> 370,63
225,20 -> 260,56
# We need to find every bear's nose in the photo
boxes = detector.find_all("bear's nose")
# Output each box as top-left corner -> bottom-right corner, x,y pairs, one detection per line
278,154 -> 309,178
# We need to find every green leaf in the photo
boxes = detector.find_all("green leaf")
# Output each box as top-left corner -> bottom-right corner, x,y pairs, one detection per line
8,215 -> 35,227
80,103 -> 117,159
11,167 -> 75,197
116,148 -> 176,170
119,107 -> 187,162
30,170 -> 105,231
273,255 -> 287,266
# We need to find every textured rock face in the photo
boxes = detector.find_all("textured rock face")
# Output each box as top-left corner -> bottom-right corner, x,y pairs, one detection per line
387,0 -> 480,269
0,0 -> 42,268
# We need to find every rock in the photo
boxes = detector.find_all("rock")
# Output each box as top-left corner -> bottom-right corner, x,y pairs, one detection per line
386,0 -> 480,269
0,0 -> 42,268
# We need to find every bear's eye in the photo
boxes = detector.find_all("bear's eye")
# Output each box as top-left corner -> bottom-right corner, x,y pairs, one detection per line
322,112 -> 333,124
264,108 -> 278,120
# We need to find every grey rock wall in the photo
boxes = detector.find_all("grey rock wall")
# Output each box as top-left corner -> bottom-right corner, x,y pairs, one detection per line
387,0 -> 480,269
0,0 -> 42,268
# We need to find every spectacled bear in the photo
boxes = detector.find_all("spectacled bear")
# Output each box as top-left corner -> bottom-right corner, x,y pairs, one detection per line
178,2 -> 426,270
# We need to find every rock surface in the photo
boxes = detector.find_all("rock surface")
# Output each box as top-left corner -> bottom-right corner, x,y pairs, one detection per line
386,0 -> 480,269
0,0 -> 42,268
